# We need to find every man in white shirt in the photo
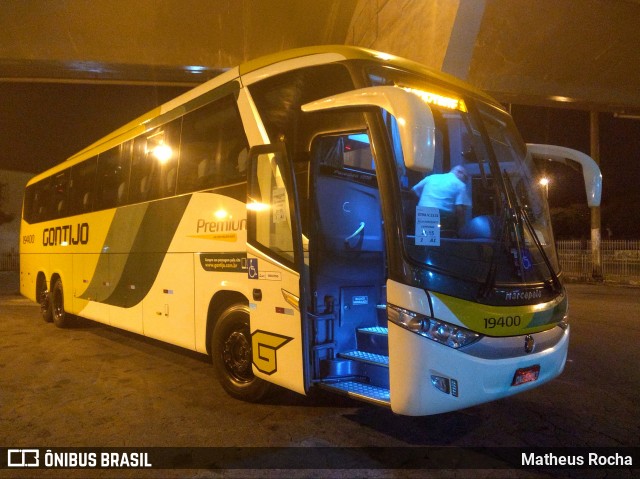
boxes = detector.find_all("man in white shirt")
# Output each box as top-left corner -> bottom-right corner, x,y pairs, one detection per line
412,165 -> 471,234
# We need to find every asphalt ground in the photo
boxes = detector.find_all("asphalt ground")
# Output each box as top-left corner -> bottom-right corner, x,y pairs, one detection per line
0,271 -> 638,478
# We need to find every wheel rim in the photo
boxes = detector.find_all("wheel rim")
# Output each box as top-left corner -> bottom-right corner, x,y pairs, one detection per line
40,290 -> 49,316
222,327 -> 253,383
52,286 -> 64,322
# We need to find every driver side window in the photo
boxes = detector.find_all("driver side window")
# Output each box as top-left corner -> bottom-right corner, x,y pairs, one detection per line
314,133 -> 375,173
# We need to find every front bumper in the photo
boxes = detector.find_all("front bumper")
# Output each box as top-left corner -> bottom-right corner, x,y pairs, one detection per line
388,322 -> 569,415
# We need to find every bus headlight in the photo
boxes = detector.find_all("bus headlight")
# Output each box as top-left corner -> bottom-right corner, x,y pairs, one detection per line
388,304 -> 481,349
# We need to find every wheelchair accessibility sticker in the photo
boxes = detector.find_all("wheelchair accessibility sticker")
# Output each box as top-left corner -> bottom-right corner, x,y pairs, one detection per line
247,258 -> 259,279
247,258 -> 283,281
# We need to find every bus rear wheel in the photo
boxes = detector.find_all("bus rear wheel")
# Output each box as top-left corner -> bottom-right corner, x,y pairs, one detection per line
211,303 -> 271,402
38,276 -> 53,323
51,278 -> 71,328
40,289 -> 53,323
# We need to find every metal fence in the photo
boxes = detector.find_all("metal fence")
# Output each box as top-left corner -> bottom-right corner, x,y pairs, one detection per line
557,240 -> 640,284
0,250 -> 19,272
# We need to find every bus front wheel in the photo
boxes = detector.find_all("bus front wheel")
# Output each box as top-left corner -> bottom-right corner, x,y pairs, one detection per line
51,278 -> 71,328
211,304 -> 271,402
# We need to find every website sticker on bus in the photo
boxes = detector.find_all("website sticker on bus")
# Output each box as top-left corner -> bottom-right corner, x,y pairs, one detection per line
199,253 -> 247,273
415,206 -> 440,246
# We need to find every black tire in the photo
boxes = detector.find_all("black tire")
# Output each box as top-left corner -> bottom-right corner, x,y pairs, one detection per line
39,285 -> 53,323
51,278 -> 71,328
211,303 -> 271,402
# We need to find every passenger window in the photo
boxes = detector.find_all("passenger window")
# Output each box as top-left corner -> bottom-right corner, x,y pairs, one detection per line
177,95 -> 248,194
131,120 -> 181,203
249,147 -> 297,266
25,178 -> 53,223
96,143 -> 131,209
22,185 -> 36,223
50,170 -> 70,219
69,158 -> 97,215
249,63 -> 355,149
23,183 -> 37,223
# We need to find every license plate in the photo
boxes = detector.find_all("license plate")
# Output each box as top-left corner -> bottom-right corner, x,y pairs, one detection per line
512,365 -> 540,386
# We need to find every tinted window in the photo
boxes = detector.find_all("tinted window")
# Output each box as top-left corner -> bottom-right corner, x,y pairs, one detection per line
315,133 -> 375,173
22,185 -> 35,223
96,143 -> 131,209
249,64 -> 355,153
24,178 -> 52,223
177,95 -> 248,194
130,119 -> 181,203
25,170 -> 70,222
69,158 -> 97,215
249,65 -> 362,236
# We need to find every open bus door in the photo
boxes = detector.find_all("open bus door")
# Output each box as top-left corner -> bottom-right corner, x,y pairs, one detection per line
246,142 -> 310,395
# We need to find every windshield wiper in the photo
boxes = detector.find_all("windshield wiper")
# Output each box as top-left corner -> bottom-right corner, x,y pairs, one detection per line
502,169 -> 562,293
478,211 -> 505,298
479,177 -> 513,298
519,206 -> 563,293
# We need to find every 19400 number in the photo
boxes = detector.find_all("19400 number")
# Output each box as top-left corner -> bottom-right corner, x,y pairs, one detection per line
484,316 -> 521,329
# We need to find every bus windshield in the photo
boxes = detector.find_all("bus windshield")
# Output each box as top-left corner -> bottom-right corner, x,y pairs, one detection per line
368,67 -> 558,288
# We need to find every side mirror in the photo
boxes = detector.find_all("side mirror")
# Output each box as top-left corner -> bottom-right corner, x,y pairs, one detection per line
301,86 -> 436,172
527,143 -> 602,207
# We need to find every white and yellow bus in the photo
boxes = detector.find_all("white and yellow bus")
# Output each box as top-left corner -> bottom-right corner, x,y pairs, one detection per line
20,46 -> 601,415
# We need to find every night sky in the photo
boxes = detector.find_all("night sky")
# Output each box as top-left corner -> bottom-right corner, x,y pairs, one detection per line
511,105 -> 640,238
1,82 -> 639,238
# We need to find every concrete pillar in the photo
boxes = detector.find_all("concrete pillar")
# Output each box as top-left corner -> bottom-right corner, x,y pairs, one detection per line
590,110 -> 603,281
441,0 -> 487,80
345,0 -> 461,71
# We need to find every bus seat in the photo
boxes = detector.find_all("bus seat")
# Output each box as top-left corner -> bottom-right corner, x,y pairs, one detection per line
117,182 -> 126,204
166,168 -> 177,195
237,148 -> 248,175
82,192 -> 91,211
197,158 -> 211,179
459,215 -> 498,240
139,176 -> 150,196
315,175 -> 383,254
196,158 -> 215,189
312,174 -> 385,318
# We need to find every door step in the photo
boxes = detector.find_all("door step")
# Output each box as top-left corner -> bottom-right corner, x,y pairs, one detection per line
359,326 -> 388,336
338,349 -> 389,367
320,380 -> 390,407
355,326 -> 388,355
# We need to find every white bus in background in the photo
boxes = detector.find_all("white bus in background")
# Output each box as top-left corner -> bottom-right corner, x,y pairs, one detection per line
20,46 -> 601,415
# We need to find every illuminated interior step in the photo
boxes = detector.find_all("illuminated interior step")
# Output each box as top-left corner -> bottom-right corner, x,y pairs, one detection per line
338,350 -> 389,367
358,326 -> 388,336
321,380 -> 390,406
